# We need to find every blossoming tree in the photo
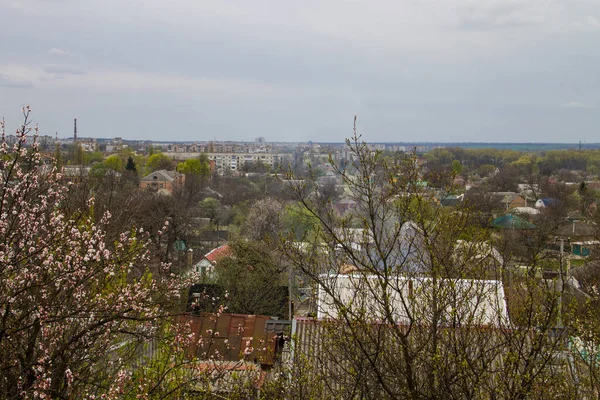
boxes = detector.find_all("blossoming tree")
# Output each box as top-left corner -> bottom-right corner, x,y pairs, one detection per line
0,109 -> 184,398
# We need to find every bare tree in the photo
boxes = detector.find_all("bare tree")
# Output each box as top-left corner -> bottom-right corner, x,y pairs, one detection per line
242,197 -> 284,241
274,118 -> 575,399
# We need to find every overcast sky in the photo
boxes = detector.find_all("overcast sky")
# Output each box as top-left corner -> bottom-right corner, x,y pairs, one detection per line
0,0 -> 598,143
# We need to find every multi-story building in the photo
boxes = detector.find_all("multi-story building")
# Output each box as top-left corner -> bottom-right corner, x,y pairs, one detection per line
206,153 -> 292,172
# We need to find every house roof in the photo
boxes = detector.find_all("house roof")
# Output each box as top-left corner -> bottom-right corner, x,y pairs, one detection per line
181,313 -> 278,366
509,207 -> 540,216
490,214 -> 536,230
536,198 -> 558,207
317,274 -> 509,326
439,193 -> 464,207
140,169 -> 182,182
500,194 -> 524,204
204,244 -> 232,264
337,263 -> 360,274
489,192 -> 517,198
557,221 -> 597,237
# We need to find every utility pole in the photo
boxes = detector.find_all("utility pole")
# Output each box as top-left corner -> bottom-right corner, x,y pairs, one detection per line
556,236 -> 580,390
557,237 -> 565,328
288,264 -> 293,320
555,236 -> 572,328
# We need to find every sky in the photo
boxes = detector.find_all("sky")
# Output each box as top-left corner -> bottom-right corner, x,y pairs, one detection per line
0,0 -> 599,143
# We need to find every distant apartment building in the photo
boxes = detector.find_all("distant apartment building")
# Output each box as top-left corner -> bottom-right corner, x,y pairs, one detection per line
167,143 -> 207,153
207,153 -> 292,172
6,134 -> 56,147
162,144 -> 293,172
163,141 -> 276,155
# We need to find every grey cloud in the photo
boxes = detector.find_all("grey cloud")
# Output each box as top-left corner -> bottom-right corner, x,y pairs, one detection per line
47,48 -> 71,57
1,0 -> 599,142
455,2 -> 547,30
0,73 -> 33,88
588,16 -> 600,28
562,101 -> 595,110
42,64 -> 84,75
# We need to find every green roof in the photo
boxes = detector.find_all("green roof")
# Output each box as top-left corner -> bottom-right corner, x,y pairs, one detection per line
491,214 -> 536,230
173,240 -> 187,252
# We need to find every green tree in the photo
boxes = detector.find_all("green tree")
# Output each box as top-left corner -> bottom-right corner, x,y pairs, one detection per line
216,240 -> 287,317
199,197 -> 224,229
451,159 -> 463,175
89,162 -> 110,178
176,158 -> 209,177
73,143 -> 84,165
477,164 -> 496,178
125,155 -> 137,172
282,201 -> 321,241
84,151 -> 103,165
177,158 -> 211,204
146,153 -> 173,173
104,154 -> 123,172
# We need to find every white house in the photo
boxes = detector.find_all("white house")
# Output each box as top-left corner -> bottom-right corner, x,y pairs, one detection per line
192,244 -> 232,277
317,274 -> 509,327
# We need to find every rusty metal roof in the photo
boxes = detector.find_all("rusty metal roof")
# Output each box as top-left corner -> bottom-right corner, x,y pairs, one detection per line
181,313 -> 278,366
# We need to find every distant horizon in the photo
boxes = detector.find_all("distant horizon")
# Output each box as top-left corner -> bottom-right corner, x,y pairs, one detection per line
41,135 -> 600,150
46,136 -> 600,146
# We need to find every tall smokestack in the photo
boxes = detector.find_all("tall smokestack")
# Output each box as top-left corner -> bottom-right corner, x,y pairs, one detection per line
74,118 -> 77,142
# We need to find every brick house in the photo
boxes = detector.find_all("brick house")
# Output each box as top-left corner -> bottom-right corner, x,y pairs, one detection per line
500,193 -> 527,210
139,169 -> 185,194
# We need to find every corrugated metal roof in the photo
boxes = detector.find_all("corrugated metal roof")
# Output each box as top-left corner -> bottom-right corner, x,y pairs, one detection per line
181,313 -> 278,366
204,244 -> 232,264
317,274 -> 509,327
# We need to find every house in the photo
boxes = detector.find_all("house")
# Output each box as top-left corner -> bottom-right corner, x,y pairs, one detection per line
438,193 -> 464,207
177,313 -> 291,397
139,169 -> 185,194
517,183 -> 539,193
500,193 -> 527,210
192,244 -> 232,276
535,198 -> 558,209
317,273 -> 509,327
509,207 -> 541,216
557,220 -> 598,257
182,313 -> 282,365
485,192 -> 518,211
332,228 -> 373,251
